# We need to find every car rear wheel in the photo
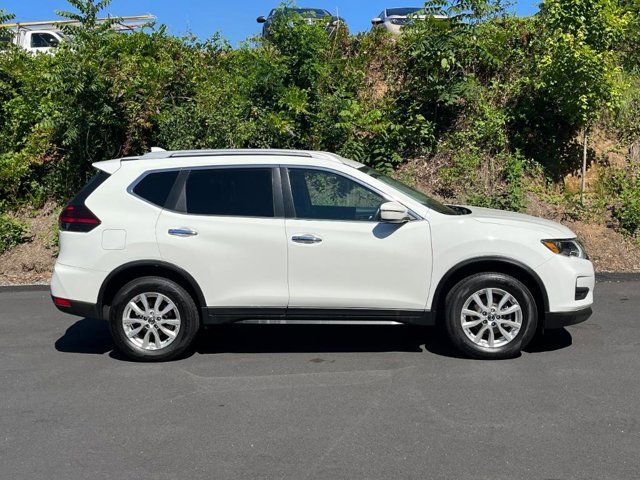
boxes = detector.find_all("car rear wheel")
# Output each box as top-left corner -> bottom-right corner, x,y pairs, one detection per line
109,277 -> 200,362
445,272 -> 538,359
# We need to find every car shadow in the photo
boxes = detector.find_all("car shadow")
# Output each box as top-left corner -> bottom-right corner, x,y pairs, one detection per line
197,325 -> 430,355
55,317 -> 114,355
197,324 -> 573,358
54,319 -> 573,359
372,222 -> 404,239
524,328 -> 573,353
196,324 -> 495,359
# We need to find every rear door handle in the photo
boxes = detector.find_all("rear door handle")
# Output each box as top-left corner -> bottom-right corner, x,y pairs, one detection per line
168,228 -> 198,237
292,234 -> 322,244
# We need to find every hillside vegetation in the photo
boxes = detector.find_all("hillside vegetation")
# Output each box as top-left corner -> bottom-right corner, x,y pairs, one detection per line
1,0 -> 639,280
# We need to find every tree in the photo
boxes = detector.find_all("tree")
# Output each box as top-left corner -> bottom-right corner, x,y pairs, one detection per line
537,0 -> 628,202
0,9 -> 14,24
619,0 -> 640,72
396,0 -> 508,154
0,9 -> 15,49
56,0 -> 116,40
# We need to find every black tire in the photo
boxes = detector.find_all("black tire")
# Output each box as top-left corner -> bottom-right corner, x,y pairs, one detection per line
444,272 -> 538,359
109,276 -> 200,362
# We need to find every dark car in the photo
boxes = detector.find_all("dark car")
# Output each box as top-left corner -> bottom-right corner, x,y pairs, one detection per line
257,7 -> 347,39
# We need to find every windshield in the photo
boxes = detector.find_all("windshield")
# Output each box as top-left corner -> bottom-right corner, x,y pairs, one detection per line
358,166 -> 458,215
386,7 -> 423,16
31,33 -> 60,48
290,8 -> 331,17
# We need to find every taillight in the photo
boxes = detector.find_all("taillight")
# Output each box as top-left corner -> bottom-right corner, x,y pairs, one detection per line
52,296 -> 72,308
59,204 -> 101,232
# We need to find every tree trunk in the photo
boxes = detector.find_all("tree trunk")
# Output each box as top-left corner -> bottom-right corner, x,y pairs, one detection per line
630,141 -> 640,165
580,127 -> 588,204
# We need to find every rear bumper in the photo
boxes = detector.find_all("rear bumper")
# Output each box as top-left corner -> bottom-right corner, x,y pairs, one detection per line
52,297 -> 100,319
545,306 -> 593,329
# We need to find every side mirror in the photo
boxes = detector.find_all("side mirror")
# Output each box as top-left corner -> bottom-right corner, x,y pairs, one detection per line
371,17 -> 383,25
379,201 -> 410,223
257,16 -> 267,23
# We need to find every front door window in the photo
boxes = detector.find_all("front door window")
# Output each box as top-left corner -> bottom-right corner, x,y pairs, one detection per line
288,168 -> 384,221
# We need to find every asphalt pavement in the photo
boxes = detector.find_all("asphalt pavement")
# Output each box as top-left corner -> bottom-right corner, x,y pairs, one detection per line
1,279 -> 639,480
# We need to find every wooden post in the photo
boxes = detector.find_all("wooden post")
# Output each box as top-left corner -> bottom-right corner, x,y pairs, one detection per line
581,127 -> 588,204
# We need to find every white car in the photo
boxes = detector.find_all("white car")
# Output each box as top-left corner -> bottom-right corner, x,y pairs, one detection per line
371,7 -> 447,34
2,28 -> 64,54
51,149 -> 594,361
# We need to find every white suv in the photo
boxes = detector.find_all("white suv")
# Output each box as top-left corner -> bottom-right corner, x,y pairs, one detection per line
51,149 -> 594,361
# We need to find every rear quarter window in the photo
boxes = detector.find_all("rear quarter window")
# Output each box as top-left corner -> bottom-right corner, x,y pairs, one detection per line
132,171 -> 179,208
69,170 -> 111,206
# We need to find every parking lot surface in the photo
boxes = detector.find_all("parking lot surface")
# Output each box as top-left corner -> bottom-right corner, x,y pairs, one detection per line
1,279 -> 639,479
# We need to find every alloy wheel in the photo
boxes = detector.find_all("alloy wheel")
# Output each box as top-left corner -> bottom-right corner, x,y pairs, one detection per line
460,287 -> 523,349
121,292 -> 181,351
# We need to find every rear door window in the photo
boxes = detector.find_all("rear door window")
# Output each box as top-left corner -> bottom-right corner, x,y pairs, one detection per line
184,168 -> 274,217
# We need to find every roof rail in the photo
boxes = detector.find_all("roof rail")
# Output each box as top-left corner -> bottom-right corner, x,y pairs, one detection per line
130,149 -> 315,161
1,14 -> 155,30
118,148 -> 365,168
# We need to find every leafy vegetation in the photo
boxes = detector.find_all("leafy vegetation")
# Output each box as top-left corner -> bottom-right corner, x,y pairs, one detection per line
0,214 -> 28,254
536,0 -> 627,201
600,165 -> 640,237
0,0 -> 639,253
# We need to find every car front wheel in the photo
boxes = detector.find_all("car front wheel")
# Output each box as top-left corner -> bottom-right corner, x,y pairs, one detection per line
445,272 -> 538,359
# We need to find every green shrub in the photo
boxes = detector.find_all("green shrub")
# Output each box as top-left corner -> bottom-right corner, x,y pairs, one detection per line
611,73 -> 640,144
607,168 -> 640,236
440,150 -> 483,194
0,152 -> 31,206
0,214 -> 28,254
439,148 -> 527,211
596,164 -> 640,236
615,189 -> 640,237
500,151 -> 527,212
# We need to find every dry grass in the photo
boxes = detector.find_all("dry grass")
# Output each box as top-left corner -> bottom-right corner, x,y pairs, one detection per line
0,202 -> 59,286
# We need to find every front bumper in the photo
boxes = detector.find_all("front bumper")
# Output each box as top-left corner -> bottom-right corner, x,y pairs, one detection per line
534,255 -> 595,312
545,306 -> 593,329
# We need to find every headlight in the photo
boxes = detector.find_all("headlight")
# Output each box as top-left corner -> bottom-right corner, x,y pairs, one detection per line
541,238 -> 589,259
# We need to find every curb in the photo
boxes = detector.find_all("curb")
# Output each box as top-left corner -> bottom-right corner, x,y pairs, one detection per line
595,272 -> 640,282
0,284 -> 50,293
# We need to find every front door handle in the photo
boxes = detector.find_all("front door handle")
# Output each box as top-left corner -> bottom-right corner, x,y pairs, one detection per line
292,234 -> 322,244
168,228 -> 198,237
